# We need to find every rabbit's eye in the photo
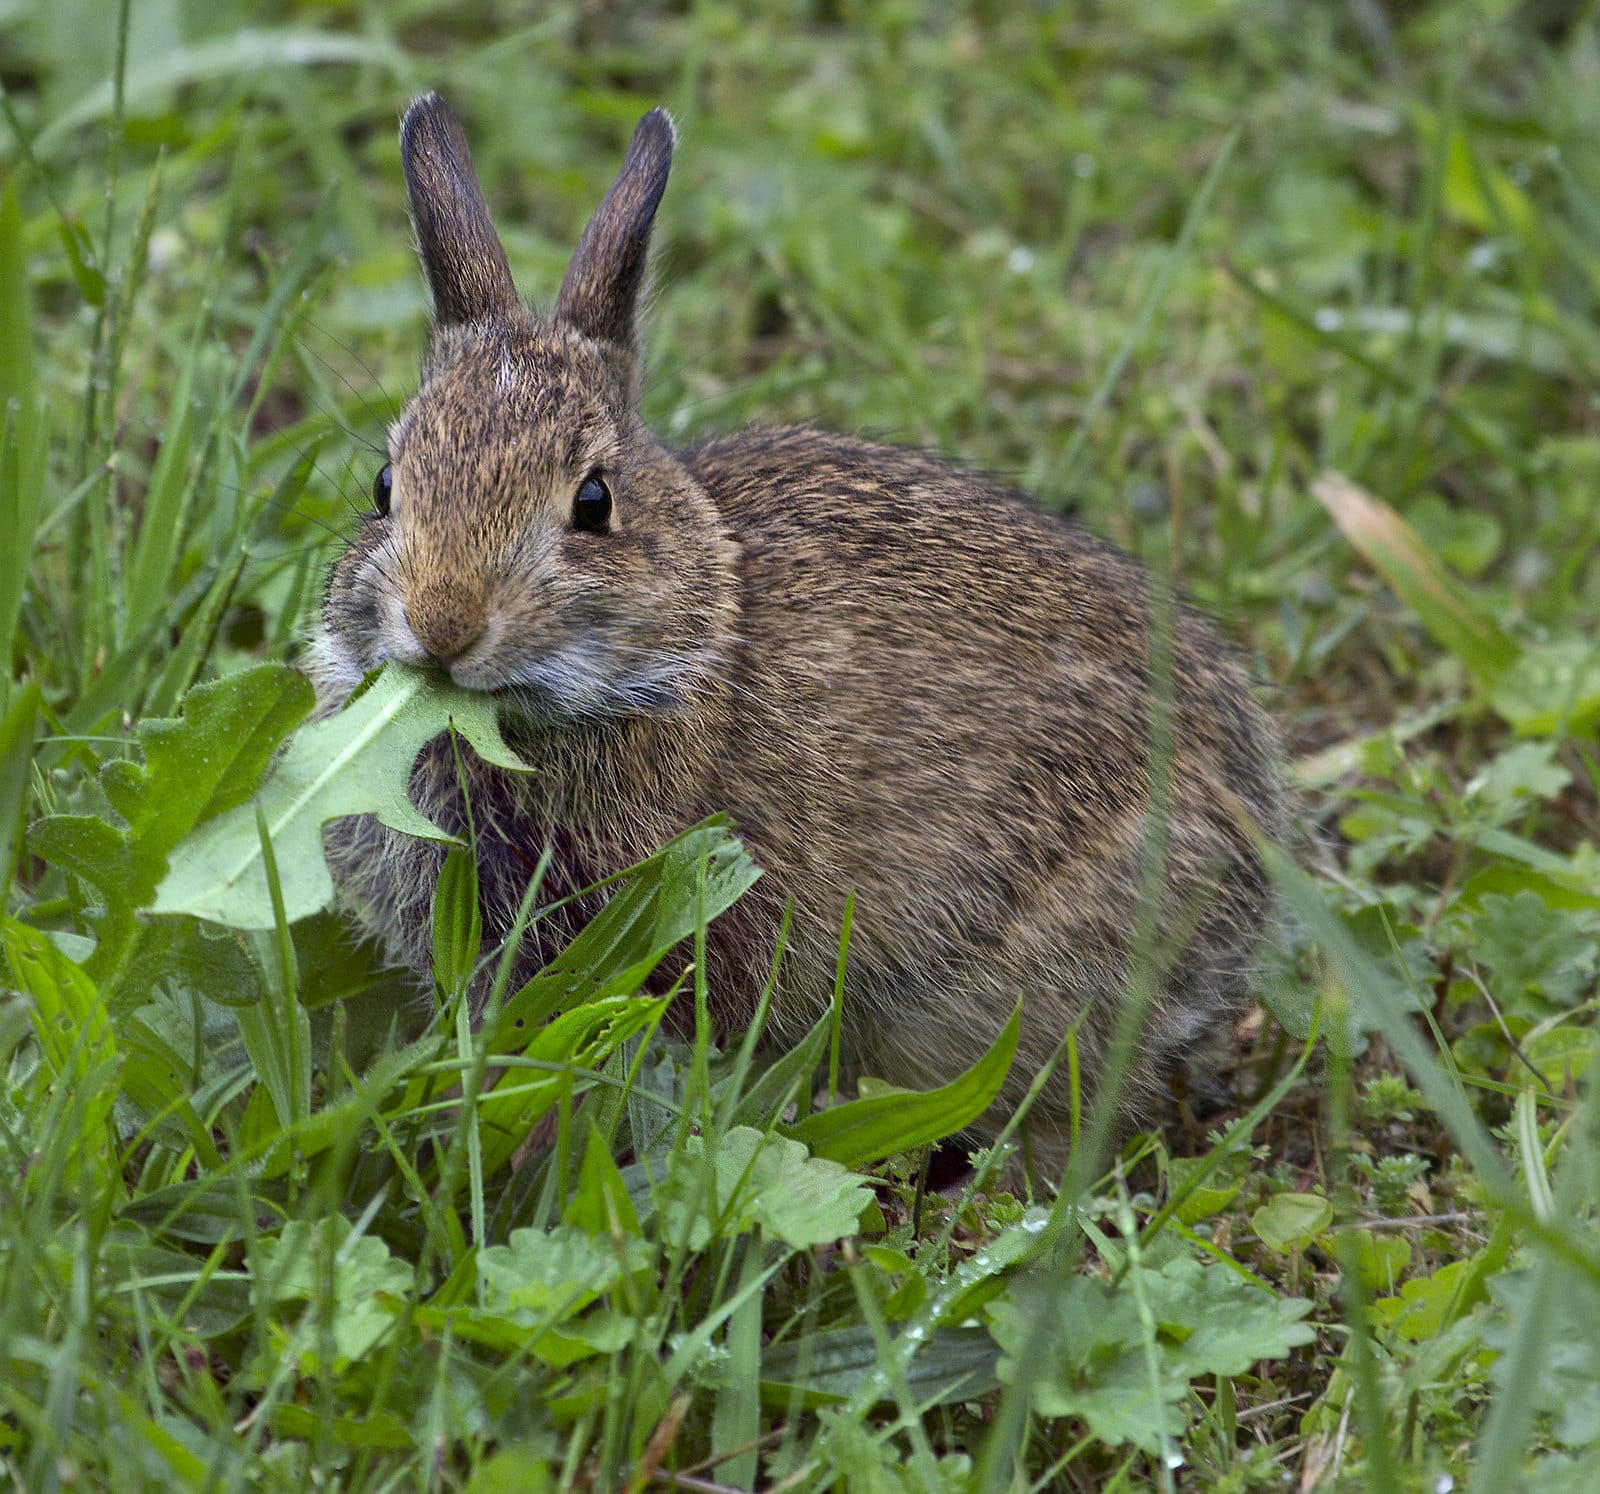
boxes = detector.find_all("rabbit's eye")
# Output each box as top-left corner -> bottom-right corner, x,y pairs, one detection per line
572,473 -> 612,533
372,464 -> 393,517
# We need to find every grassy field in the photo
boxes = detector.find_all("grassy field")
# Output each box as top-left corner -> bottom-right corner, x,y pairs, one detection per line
5,0 -> 1600,1488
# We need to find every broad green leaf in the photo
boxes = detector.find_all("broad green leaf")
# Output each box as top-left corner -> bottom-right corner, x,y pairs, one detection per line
153,664 -> 529,928
436,1224 -> 650,1366
1370,1223 -> 1512,1343
785,1000 -> 1019,1168
1346,1230 -> 1413,1296
1489,637 -> 1600,737
254,1216 -> 411,1367
659,1126 -> 873,1251
1167,1154 -> 1243,1226
463,1450 -> 558,1494
1142,1255 -> 1317,1377
1457,891 -> 1600,1020
1468,742 -> 1573,811
1314,472 -> 1519,686
988,1256 -> 1314,1455
106,1240 -> 254,1340
118,1179 -> 286,1246
1251,1191 -> 1334,1252
760,1324 -> 1001,1409
31,664 -> 313,989
476,1224 -> 641,1321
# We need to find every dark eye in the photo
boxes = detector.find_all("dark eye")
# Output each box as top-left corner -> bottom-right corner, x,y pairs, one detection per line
372,464 -> 393,517
572,473 -> 612,533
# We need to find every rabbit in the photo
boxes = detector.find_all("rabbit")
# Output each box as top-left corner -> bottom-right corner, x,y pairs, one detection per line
304,93 -> 1285,1173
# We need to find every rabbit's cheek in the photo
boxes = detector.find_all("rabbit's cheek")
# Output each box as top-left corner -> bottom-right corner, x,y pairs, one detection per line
499,640 -> 613,716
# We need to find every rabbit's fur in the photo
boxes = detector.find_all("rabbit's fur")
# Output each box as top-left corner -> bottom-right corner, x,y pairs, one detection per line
306,95 -> 1284,1170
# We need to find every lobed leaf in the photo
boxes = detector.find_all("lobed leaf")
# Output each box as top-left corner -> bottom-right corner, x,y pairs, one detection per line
153,664 -> 528,928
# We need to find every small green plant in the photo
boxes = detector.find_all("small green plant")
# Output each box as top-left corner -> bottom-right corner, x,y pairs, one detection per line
1351,1151 -> 1431,1217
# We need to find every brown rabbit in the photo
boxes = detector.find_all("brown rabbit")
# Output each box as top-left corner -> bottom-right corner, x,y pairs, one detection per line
306,94 -> 1284,1171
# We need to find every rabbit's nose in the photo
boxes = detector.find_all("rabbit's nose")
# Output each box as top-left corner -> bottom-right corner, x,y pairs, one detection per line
404,599 -> 486,667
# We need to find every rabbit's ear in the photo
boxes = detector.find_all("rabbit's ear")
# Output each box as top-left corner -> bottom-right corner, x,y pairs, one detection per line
400,94 -> 520,327
555,108 -> 675,363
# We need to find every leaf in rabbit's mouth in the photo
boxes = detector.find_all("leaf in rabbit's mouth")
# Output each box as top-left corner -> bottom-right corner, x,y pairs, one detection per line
152,664 -> 532,928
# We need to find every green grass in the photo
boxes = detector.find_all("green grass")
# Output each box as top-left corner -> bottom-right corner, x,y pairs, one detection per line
5,0 -> 1600,1488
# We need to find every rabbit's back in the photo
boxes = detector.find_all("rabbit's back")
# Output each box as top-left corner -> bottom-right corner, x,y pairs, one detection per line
681,427 -> 1282,1146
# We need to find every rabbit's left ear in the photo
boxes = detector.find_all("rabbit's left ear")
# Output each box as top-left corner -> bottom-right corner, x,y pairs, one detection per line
555,109 -> 676,364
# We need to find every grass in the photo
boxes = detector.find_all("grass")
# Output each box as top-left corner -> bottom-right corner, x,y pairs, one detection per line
5,0 -> 1600,1488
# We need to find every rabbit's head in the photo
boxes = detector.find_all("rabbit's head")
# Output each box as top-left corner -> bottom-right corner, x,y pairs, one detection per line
309,95 -> 736,721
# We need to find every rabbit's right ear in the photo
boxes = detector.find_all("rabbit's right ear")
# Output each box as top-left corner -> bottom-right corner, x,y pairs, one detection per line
400,94 -> 520,327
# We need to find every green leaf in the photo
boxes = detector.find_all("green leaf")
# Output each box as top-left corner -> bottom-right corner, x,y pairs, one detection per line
0,406 -> 47,712
118,1179 -> 286,1246
449,1223 -> 650,1365
1,917 -> 119,1184
463,1450 -> 558,1494
432,845 -> 482,994
254,1216 -> 412,1367
564,1123 -> 641,1239
1141,1255 -> 1318,1378
725,1008 -> 831,1129
1346,1230 -> 1413,1296
153,664 -> 529,928
1314,471 -> 1519,686
496,818 -> 760,1032
31,664 -> 313,988
660,1126 -> 873,1250
0,185 -> 36,415
0,684 -> 40,884
1408,493 -> 1504,578
785,1000 -> 1020,1168
462,995 -> 668,1186
1167,1154 -> 1243,1226
1485,1267 -> 1600,1450
760,1324 -> 1000,1409
1251,1191 -> 1334,1252
1458,891 -> 1600,1020
1376,1222 -> 1510,1350
1468,742 -> 1573,811
988,1256 -> 1314,1455
1489,638 -> 1600,736
477,1224 -> 640,1321
107,1240 -> 254,1340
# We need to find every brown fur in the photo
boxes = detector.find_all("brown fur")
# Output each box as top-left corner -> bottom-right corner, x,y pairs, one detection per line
306,95 -> 1285,1174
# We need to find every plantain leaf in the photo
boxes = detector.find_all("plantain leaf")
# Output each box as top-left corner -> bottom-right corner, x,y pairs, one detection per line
1313,472 -> 1519,686
760,1324 -> 1001,1409
153,664 -> 529,929
784,1000 -> 1020,1169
